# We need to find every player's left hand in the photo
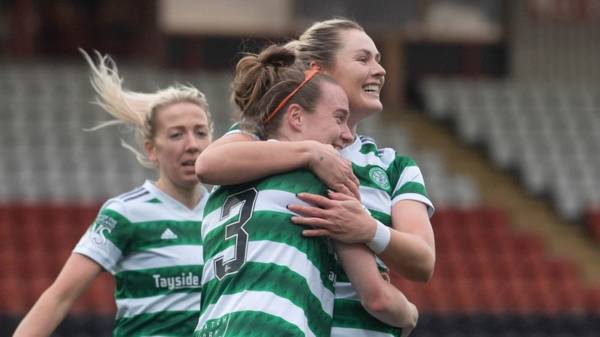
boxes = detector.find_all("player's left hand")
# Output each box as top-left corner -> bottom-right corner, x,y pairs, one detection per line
288,190 -> 376,243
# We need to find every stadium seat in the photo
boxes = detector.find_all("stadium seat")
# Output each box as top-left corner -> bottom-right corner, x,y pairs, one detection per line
586,209 -> 600,242
420,78 -> 600,221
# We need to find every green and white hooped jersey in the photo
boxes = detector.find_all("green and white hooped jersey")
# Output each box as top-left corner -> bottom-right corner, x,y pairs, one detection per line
195,169 -> 337,337
74,180 -> 208,337
223,122 -> 261,140
332,135 -> 434,337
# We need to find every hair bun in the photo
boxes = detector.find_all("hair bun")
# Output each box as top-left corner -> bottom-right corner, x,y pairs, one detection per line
258,45 -> 296,68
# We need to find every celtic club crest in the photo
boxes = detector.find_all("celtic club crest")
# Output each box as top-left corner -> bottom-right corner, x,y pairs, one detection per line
368,167 -> 391,190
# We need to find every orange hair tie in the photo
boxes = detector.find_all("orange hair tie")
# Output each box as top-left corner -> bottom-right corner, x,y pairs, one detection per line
263,65 -> 320,124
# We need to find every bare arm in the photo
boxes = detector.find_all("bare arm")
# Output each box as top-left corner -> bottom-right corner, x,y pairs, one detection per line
12,254 -> 102,337
195,133 -> 359,197
289,193 -> 435,282
335,242 -> 418,333
379,201 -> 435,282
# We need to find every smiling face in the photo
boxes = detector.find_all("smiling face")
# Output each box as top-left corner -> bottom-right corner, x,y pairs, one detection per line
300,81 -> 352,149
146,101 -> 211,191
322,29 -> 386,128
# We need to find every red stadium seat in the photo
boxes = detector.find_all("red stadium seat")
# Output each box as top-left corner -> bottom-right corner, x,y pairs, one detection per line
0,274 -> 29,314
87,273 -> 116,314
3,203 -> 597,318
584,286 -> 600,312
422,279 -> 453,313
477,276 -> 507,313
452,280 -> 481,313
586,209 -> 600,242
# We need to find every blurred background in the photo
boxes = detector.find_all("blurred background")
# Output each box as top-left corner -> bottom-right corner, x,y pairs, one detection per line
1,0 -> 600,336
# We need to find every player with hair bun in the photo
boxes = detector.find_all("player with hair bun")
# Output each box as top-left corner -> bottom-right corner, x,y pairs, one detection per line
195,44 -> 417,337
196,18 -> 432,337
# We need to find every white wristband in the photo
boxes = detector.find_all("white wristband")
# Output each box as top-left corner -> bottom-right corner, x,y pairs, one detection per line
366,220 -> 391,254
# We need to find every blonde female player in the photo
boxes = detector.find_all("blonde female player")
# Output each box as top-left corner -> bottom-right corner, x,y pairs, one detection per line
287,19 -> 435,337
13,50 -> 213,337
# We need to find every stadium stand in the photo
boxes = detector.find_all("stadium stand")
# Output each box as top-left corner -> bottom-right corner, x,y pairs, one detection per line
587,209 -> 600,243
420,78 -> 600,222
1,64 -> 599,337
3,203 -> 600,336
3,1 -> 600,335
0,62 -> 233,203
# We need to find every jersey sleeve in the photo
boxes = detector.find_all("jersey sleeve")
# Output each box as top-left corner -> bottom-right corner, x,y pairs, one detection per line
73,199 -> 133,274
388,155 -> 435,217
